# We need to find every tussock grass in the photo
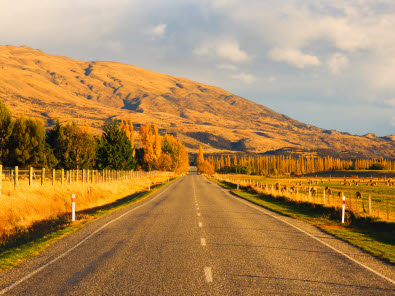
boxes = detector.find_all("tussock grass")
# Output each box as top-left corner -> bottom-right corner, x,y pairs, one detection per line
0,176 -> 168,237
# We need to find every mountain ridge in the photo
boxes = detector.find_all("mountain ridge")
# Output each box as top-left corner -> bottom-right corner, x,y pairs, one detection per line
0,45 -> 394,158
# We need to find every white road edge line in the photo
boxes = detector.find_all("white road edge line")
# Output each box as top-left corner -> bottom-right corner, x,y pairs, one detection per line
201,238 -> 207,246
219,187 -> 395,285
204,267 -> 213,283
0,178 -> 182,295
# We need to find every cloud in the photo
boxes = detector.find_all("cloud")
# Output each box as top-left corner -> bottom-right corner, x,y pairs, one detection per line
328,52 -> 349,74
195,40 -> 250,62
268,48 -> 321,68
217,63 -> 237,70
392,116 -> 395,127
232,73 -> 256,84
215,40 -> 249,62
152,24 -> 167,37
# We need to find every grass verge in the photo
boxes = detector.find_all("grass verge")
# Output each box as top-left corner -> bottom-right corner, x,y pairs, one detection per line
0,179 -> 174,271
214,179 -> 395,264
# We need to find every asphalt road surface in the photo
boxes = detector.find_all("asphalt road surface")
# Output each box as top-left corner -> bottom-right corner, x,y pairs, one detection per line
1,170 -> 394,295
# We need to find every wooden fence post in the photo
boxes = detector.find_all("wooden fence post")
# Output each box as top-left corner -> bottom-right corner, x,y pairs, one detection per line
29,166 -> 33,186
61,169 -> 64,185
368,194 -> 372,215
41,168 -> 45,185
52,169 -> 55,186
323,188 -> 326,204
82,169 -> 85,184
14,166 -> 19,189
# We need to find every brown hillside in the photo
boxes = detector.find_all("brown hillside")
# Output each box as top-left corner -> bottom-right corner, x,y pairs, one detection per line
0,45 -> 394,158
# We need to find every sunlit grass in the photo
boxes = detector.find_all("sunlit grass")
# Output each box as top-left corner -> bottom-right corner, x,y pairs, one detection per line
214,179 -> 395,264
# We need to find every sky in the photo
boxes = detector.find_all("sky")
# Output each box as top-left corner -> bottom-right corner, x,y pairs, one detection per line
1,0 -> 395,136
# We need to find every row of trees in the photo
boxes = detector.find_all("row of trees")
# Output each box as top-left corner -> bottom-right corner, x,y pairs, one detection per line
205,153 -> 394,176
0,100 -> 189,172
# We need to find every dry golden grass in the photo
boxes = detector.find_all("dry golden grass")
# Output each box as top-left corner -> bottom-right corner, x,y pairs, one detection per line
0,175 -> 169,237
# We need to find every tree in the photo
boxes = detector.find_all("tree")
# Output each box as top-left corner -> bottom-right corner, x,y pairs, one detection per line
120,117 -> 135,157
161,134 -> 189,173
139,124 -> 155,170
7,115 -> 56,167
157,154 -> 172,171
47,120 -> 96,169
96,119 -> 136,170
197,145 -> 204,167
0,99 -> 14,163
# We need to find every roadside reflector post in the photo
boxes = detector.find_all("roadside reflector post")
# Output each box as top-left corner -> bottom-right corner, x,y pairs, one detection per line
341,195 -> 346,223
237,180 -> 239,190
61,169 -> 64,185
148,181 -> 151,191
323,188 -> 326,204
168,176 -> 170,182
72,194 -> 76,222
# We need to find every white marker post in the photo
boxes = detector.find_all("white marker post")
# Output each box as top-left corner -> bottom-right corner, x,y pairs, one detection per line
72,194 -> 76,222
237,180 -> 239,190
341,195 -> 345,223
148,181 -> 151,191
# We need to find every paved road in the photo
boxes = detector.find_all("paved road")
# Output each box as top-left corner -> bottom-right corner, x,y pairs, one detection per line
1,171 -> 394,295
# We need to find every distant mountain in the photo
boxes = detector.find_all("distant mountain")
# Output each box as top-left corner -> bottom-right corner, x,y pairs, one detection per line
0,45 -> 394,158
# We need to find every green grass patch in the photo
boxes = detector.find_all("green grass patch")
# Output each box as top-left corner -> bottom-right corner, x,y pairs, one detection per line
0,180 -> 174,271
215,179 -> 395,264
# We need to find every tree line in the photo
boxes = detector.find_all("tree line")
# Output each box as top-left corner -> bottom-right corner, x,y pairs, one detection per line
0,100 -> 189,172
196,146 -> 395,176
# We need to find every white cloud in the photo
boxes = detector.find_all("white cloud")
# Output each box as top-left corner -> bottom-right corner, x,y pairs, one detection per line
392,116 -> 395,127
152,24 -> 167,37
268,48 -> 321,68
217,63 -> 237,70
232,73 -> 256,84
195,40 -> 250,63
215,40 -> 249,62
328,52 -> 349,74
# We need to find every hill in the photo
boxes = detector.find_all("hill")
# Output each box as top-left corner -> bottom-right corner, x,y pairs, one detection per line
0,45 -> 394,158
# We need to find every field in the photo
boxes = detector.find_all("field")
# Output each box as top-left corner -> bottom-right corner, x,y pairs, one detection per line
217,173 -> 395,222
0,170 -> 172,238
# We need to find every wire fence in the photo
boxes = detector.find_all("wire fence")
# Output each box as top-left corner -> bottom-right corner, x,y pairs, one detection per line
0,165 -> 174,196
216,174 -> 395,222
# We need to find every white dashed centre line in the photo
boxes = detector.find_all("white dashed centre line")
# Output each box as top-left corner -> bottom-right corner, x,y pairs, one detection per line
197,212 -> 201,217
198,222 -> 203,228
200,238 -> 207,246
204,267 -> 213,283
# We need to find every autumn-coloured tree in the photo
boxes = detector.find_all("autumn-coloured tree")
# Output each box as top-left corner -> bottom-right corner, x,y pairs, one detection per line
197,145 -> 204,167
139,124 -> 155,170
162,133 -> 189,173
153,124 -> 162,164
120,117 -> 135,157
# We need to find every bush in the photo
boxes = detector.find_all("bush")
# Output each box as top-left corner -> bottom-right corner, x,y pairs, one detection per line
368,163 -> 385,170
